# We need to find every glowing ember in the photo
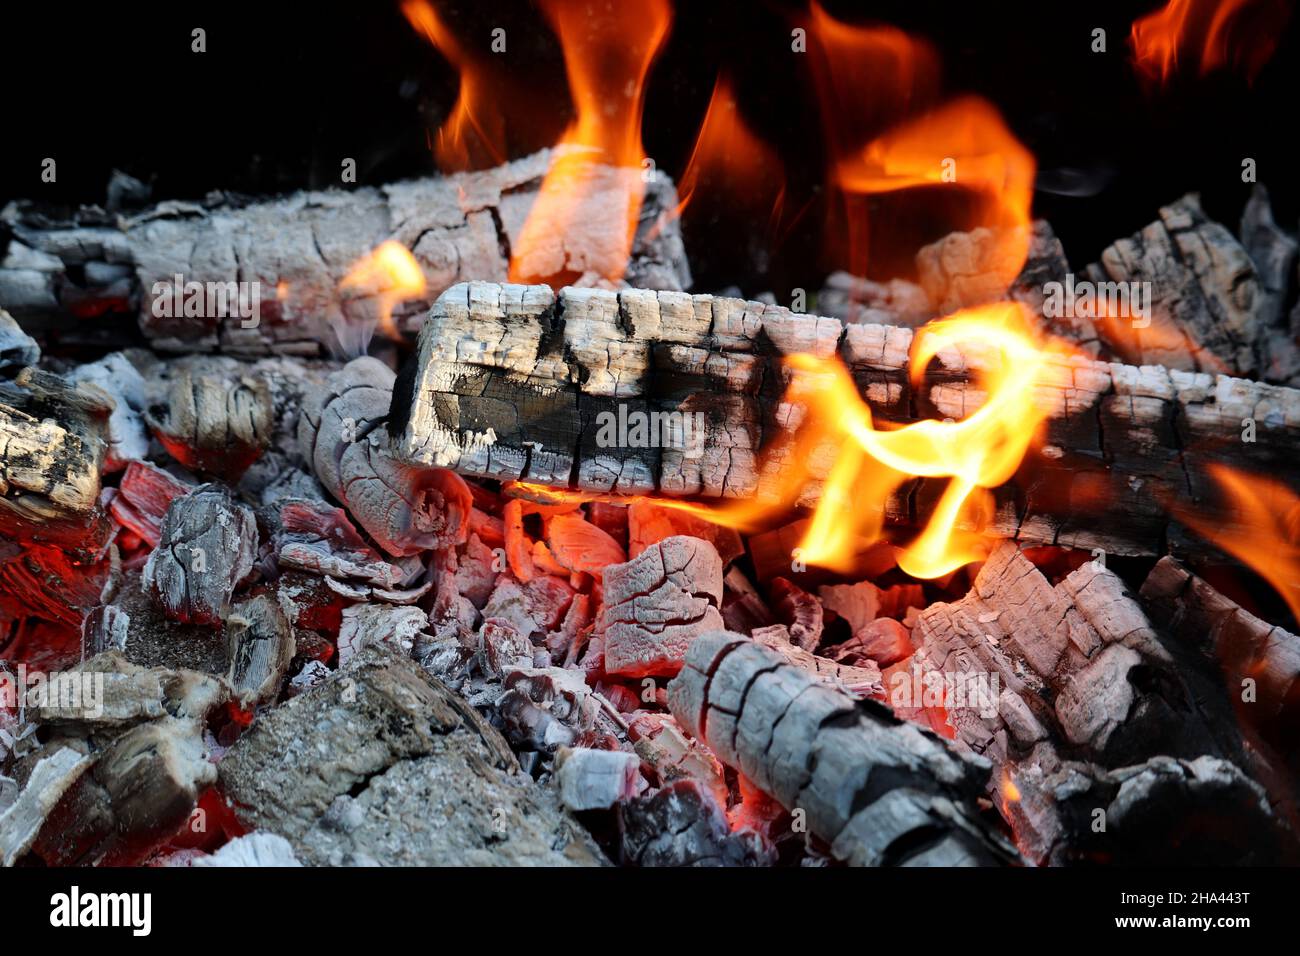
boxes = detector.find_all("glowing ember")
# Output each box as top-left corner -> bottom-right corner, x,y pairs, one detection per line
338,241 -> 428,342
509,0 -> 672,287
1130,0 -> 1291,86
1178,464 -> 1300,623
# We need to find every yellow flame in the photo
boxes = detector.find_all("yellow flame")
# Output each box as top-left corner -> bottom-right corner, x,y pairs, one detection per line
516,303 -> 1071,580
338,241 -> 427,341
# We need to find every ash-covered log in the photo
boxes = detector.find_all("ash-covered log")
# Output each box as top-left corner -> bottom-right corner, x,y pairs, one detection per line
144,364 -> 272,481
0,150 -> 690,355
667,631 -> 1020,866
390,281 -> 1300,560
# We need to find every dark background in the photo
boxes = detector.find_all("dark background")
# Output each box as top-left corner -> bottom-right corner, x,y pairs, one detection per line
2,0 -> 1297,295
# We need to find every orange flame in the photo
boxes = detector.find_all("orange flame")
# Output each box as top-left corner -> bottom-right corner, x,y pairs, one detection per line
1130,0 -> 1291,86
805,2 -> 940,277
519,304 -> 1072,580
338,241 -> 428,342
672,75 -> 787,239
1179,464 -> 1300,623
787,304 -> 1069,578
836,96 -> 1036,286
402,0 -> 506,171
509,0 -> 672,287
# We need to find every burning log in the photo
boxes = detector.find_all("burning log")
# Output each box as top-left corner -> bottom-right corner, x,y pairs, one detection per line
298,356 -> 471,557
142,484 -> 259,626
144,364 -> 272,481
0,150 -> 690,356
0,367 -> 113,559
217,645 -> 605,865
392,281 -> 1300,561
667,631 -> 1021,866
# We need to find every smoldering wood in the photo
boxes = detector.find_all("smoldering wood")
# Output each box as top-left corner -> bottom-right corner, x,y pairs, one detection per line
142,484 -> 258,626
108,461 -> 193,549
626,711 -> 728,806
7,651 -> 228,866
391,280 -> 1300,560
917,220 -> 1071,326
905,543 -> 1291,864
188,831 -> 302,867
0,149 -> 691,356
915,195 -> 1300,385
144,364 -> 272,481
270,497 -> 424,590
1140,556 -> 1300,733
217,645 -> 605,865
0,539 -> 117,631
0,367 -> 113,560
298,356 -> 472,557
67,352 -> 150,474
24,716 -> 217,866
553,745 -> 643,811
1081,194 -> 1291,379
749,624 -> 882,697
0,746 -> 92,867
34,651 -> 227,732
667,630 -> 1021,866
909,543 -> 1264,769
1011,751 -> 1296,865
224,594 -> 297,709
618,778 -> 771,867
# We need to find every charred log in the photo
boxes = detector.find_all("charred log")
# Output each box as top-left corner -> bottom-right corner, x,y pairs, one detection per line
391,281 -> 1300,560
667,631 -> 1021,866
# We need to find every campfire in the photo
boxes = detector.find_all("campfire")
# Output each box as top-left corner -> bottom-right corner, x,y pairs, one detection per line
2,0 -> 1299,870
